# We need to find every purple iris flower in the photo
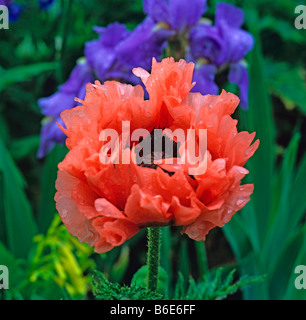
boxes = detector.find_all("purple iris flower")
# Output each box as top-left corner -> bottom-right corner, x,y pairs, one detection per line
37,60 -> 94,158
8,3 -> 23,22
0,0 -> 11,5
37,116 -> 67,158
38,0 -> 54,10
0,0 -> 23,22
188,23 -> 225,66
189,3 -> 254,66
85,22 -> 141,85
191,63 -> 218,95
116,17 -> 171,71
188,3 -> 254,109
228,61 -> 250,109
143,0 -> 207,33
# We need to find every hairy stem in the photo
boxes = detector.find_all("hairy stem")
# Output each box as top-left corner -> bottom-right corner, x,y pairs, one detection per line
147,227 -> 161,292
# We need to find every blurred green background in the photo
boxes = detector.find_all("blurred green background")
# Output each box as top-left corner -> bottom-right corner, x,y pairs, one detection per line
0,0 -> 305,300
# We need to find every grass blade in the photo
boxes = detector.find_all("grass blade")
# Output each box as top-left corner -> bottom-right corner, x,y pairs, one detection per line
37,144 -> 67,233
243,7 -> 276,245
0,138 -> 37,258
0,62 -> 58,92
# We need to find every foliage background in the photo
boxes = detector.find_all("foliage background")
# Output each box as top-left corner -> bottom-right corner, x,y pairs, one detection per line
0,0 -> 305,300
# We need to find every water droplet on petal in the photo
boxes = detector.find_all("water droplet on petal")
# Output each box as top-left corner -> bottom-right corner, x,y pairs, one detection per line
61,209 -> 68,217
236,199 -> 245,206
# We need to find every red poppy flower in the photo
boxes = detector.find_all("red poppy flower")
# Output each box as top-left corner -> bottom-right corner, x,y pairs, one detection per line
55,57 -> 259,253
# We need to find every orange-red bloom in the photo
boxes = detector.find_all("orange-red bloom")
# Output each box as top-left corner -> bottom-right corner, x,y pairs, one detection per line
55,57 -> 259,253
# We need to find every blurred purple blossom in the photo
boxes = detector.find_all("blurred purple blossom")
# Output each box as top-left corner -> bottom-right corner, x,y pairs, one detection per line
228,61 -> 250,109
38,0 -> 54,10
37,116 -> 67,158
0,0 -> 12,5
0,0 -> 55,23
188,3 -> 254,109
85,22 -> 139,85
143,0 -> 207,33
191,63 -> 218,95
37,61 -> 94,158
116,17 -> 172,71
0,0 -> 23,22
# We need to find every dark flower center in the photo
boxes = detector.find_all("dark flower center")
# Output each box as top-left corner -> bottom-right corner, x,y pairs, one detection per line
135,129 -> 180,176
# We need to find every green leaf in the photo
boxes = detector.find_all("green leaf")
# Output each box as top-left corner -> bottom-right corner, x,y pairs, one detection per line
0,241 -> 26,289
224,203 -> 258,264
109,245 -> 130,283
173,272 -> 185,300
269,226 -> 306,299
37,144 -> 67,233
0,62 -> 58,92
265,132 -> 301,257
265,59 -> 306,114
0,138 -> 37,258
15,35 -> 51,61
289,153 -> 306,231
209,270 -> 265,300
194,241 -> 209,277
160,226 -> 171,278
0,114 -> 9,144
178,237 -> 190,288
186,277 -> 198,299
9,135 -> 40,159
91,270 -> 162,300
243,8 -> 276,245
131,265 -> 169,298
173,268 -> 265,300
283,227 -> 306,300
260,16 -> 306,44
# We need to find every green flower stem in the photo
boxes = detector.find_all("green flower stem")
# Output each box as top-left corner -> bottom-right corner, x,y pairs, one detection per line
195,241 -> 209,276
56,0 -> 72,83
147,227 -> 161,292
